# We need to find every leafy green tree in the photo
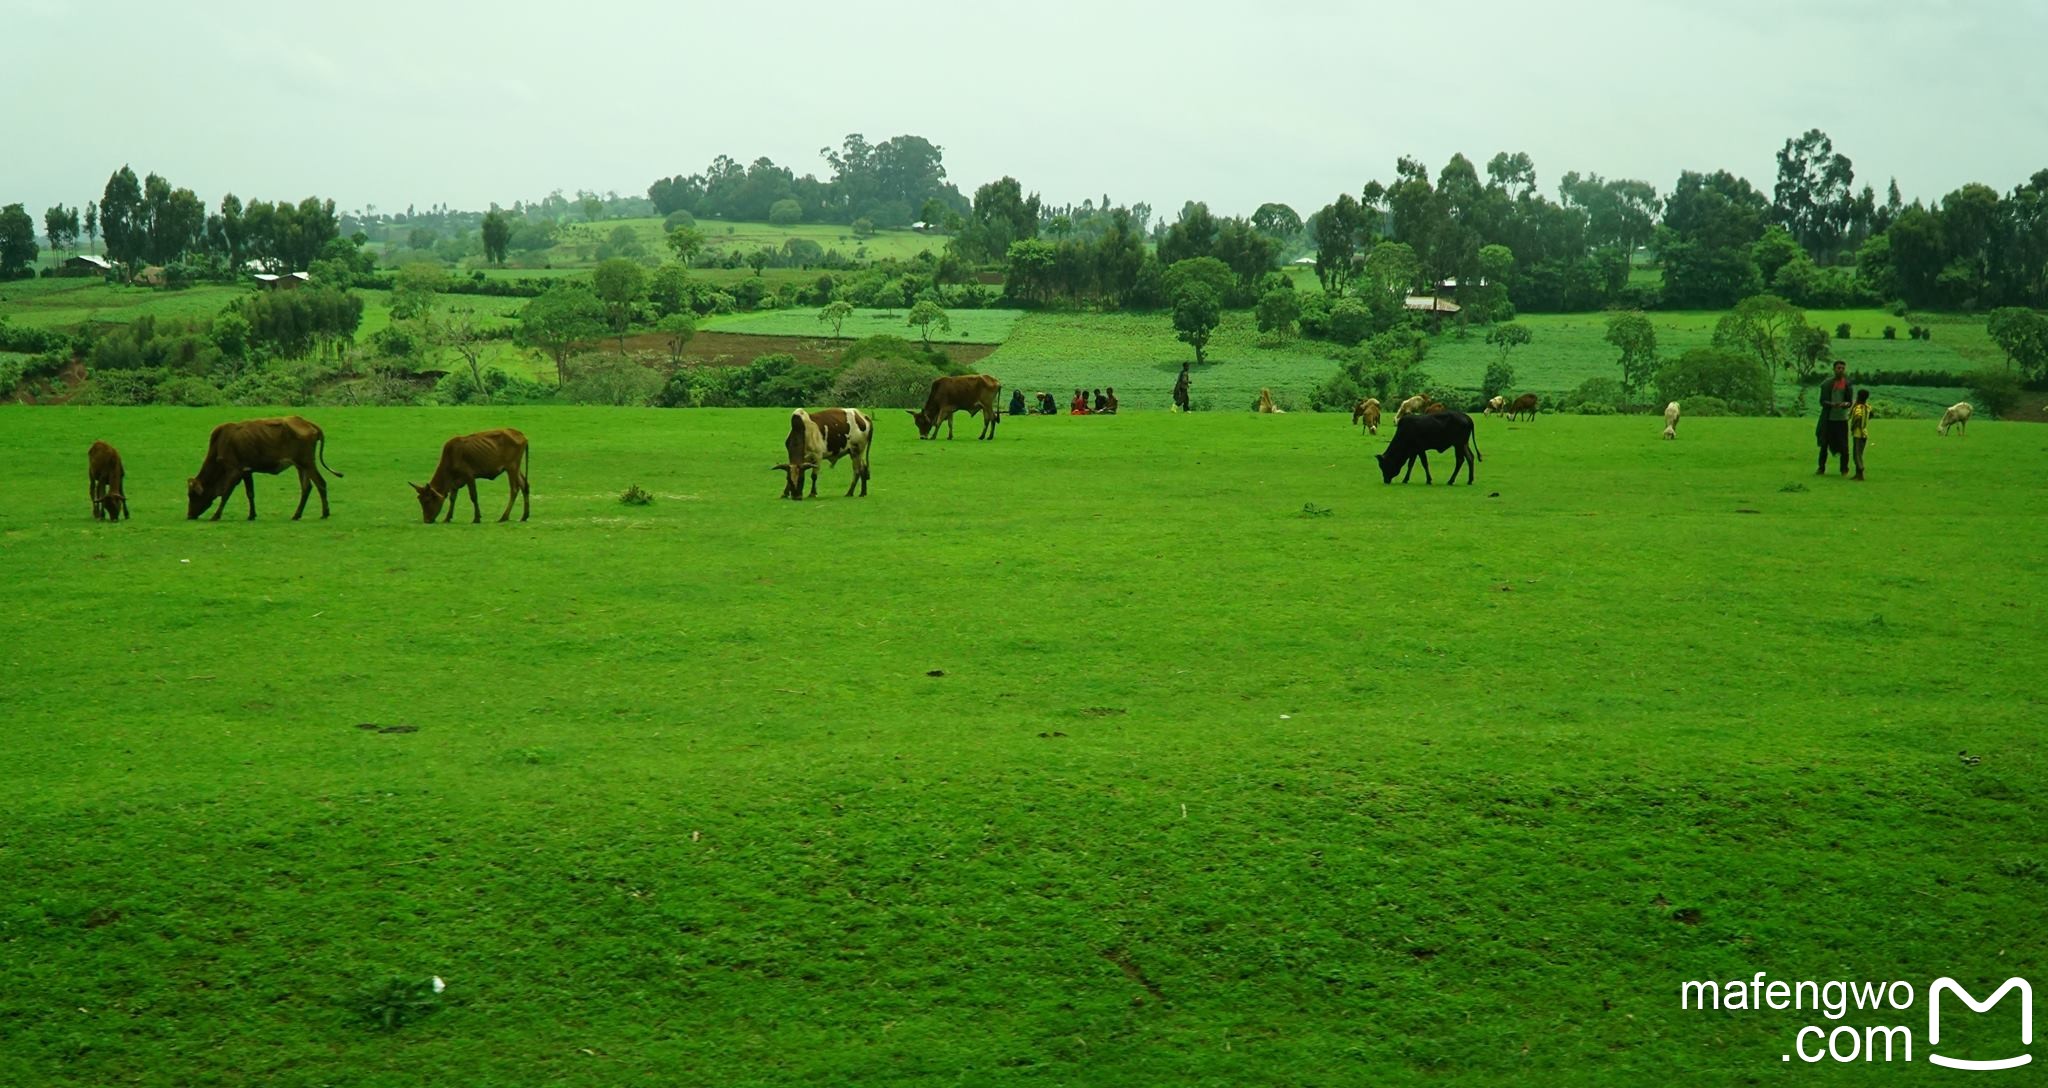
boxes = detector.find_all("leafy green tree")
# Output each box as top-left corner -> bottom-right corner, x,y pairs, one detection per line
647,262 -> 691,317
1482,359 -> 1516,402
1255,288 -> 1300,341
1362,241 -> 1421,299
1171,284 -> 1221,364
657,312 -> 697,365
1658,170 -> 1769,307
1713,294 -> 1807,410
1326,297 -> 1374,345
84,201 -> 99,252
1655,348 -> 1774,413
1251,202 -> 1302,240
0,204 -> 39,278
817,300 -> 854,343
1157,201 -> 1221,265
1751,226 -> 1803,285
480,210 -> 511,266
517,283 -> 607,383
1786,323 -> 1833,410
1162,257 -> 1233,306
1772,128 -> 1856,260
1987,307 -> 2048,379
100,165 -> 144,270
44,204 -> 79,258
768,199 -> 803,225
600,224 -> 646,261
951,177 -> 1038,263
390,262 -> 449,320
592,259 -> 647,350
906,299 -> 950,349
1485,322 -> 1532,367
665,225 -> 704,267
1604,310 -> 1658,396
1312,193 -> 1367,293
851,217 -> 876,239
745,248 -> 770,276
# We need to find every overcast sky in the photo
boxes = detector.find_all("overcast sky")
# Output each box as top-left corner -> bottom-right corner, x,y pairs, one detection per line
6,0 -> 2043,221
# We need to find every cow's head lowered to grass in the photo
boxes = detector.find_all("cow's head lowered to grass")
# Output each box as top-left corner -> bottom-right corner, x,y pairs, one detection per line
410,483 -> 448,523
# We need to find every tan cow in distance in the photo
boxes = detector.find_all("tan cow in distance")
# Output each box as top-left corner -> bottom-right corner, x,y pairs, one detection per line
910,374 -> 1001,440
1352,397 -> 1382,434
89,440 -> 129,521
186,415 -> 342,520
1395,394 -> 1428,420
412,428 -> 531,523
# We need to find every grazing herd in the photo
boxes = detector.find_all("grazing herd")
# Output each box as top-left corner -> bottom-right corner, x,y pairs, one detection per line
68,371 -> 1994,520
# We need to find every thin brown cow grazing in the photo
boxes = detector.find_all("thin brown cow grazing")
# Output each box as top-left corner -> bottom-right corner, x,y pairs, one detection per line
909,374 -> 1001,440
412,428 -> 531,523
89,440 -> 129,521
777,407 -> 873,500
1506,393 -> 1540,422
186,415 -> 342,521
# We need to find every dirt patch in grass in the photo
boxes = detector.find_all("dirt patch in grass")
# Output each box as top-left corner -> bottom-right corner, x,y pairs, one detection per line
611,331 -> 1000,370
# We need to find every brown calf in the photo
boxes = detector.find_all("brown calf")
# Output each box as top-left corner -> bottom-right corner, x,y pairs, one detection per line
412,428 -> 531,523
1352,397 -> 1382,435
89,440 -> 129,521
1507,393 -> 1540,422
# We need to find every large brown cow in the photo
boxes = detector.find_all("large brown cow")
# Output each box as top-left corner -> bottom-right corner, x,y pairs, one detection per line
88,440 -> 129,521
1506,393 -> 1540,422
411,428 -> 531,523
186,415 -> 342,521
909,374 -> 1001,440
777,407 -> 873,500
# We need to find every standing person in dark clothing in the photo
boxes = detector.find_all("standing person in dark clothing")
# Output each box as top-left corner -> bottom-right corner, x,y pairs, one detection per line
1173,363 -> 1192,412
1816,359 -> 1852,475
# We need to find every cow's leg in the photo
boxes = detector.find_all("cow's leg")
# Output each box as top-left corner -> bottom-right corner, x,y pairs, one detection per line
500,475 -> 520,522
944,412 -> 955,440
1458,444 -> 1474,484
242,473 -> 258,520
1419,452 -> 1434,485
521,471 -> 531,521
292,467 -> 315,520
807,464 -> 819,498
468,481 -> 482,523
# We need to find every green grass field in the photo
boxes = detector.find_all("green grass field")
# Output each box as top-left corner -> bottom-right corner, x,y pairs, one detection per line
3,408 -> 2043,1085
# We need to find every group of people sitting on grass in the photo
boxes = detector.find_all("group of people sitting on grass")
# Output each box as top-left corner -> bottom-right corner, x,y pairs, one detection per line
1011,389 -> 1117,415
1068,388 -> 1118,415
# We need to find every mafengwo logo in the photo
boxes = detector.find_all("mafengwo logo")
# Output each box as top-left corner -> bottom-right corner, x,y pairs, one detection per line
1679,974 -> 2032,1067
1928,978 -> 2031,1071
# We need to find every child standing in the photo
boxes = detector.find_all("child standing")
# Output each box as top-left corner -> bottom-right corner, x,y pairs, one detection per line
1849,390 -> 1872,481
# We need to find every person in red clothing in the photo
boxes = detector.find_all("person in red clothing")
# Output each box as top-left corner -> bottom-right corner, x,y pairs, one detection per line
1070,388 -> 1091,415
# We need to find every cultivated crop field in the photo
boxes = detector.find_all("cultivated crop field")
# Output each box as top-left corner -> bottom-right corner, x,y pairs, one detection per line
3,408 -> 2044,1086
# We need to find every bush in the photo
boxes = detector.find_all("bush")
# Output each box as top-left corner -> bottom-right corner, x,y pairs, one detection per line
0,316 -> 66,354
1967,368 -> 2023,416
620,484 -> 653,505
557,355 -> 663,406
1571,402 -> 1617,415
1681,396 -> 1731,417
829,357 -> 942,408
661,209 -> 696,232
222,368 -> 314,406
1655,348 -> 1774,414
1882,325 -> 1897,340
154,375 -> 225,406
1563,376 -> 1624,412
767,199 -> 803,226
431,367 -> 553,406
1835,323 -> 1851,339
1889,301 -> 1908,317
1867,399 -> 1919,420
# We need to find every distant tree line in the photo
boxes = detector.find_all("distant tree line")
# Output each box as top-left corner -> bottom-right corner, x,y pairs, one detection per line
647,133 -> 968,229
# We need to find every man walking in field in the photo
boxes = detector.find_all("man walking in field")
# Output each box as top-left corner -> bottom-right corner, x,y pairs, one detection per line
1173,362 -> 1192,412
1816,359 -> 1853,476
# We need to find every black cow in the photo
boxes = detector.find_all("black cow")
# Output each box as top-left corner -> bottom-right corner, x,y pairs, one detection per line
1376,411 -> 1481,485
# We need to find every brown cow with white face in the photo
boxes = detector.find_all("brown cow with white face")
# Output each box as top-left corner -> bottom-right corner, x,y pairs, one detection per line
777,407 -> 872,500
412,428 -> 531,523
89,440 -> 129,521
909,374 -> 1001,440
186,416 -> 342,521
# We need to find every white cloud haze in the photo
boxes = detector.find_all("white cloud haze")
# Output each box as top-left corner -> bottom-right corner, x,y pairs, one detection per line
5,0 -> 2043,217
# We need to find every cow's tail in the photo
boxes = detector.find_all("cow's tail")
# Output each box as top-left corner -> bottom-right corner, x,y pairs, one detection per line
1470,423 -> 1483,463
317,431 -> 344,478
